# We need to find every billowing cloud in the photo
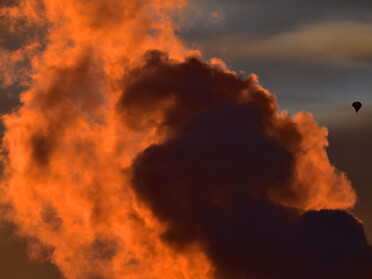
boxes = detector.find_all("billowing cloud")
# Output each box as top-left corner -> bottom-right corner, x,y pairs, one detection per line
127,51 -> 368,278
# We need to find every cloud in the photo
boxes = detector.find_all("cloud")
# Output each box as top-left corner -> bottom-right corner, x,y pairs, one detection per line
199,21 -> 372,67
127,51 -> 366,279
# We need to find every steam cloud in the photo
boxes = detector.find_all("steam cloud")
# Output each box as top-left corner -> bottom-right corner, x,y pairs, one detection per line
0,0 -> 371,279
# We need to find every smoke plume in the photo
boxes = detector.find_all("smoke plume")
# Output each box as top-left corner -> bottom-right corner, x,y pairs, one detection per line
0,0 -> 371,279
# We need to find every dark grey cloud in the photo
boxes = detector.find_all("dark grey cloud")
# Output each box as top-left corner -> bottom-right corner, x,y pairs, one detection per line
125,50 -> 372,279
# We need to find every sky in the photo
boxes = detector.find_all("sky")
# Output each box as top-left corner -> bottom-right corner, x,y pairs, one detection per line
180,0 -> 372,114
178,0 -> 372,240
1,0 -> 372,278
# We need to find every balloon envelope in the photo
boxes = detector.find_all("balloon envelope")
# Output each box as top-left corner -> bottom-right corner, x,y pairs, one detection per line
352,101 -> 362,113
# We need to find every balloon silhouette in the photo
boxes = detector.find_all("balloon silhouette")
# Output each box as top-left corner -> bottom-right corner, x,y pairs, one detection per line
352,101 -> 362,113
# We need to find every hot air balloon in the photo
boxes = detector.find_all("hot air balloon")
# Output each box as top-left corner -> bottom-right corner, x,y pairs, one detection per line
352,101 -> 362,113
